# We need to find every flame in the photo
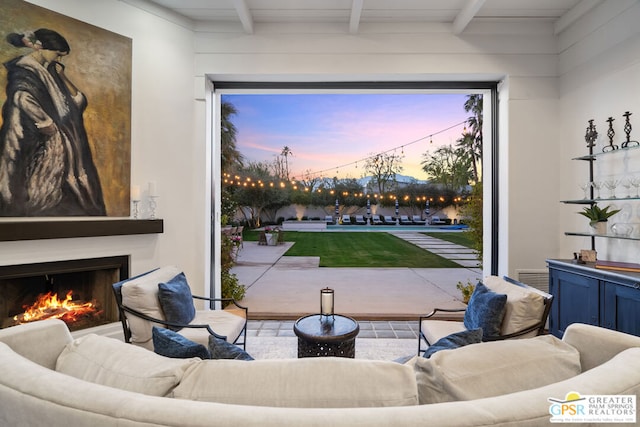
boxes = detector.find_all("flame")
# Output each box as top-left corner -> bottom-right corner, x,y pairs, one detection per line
13,291 -> 100,325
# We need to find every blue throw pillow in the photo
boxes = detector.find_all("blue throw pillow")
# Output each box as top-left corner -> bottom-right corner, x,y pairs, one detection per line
158,272 -> 196,331
152,326 -> 211,359
208,336 -> 254,361
422,328 -> 483,358
463,282 -> 507,339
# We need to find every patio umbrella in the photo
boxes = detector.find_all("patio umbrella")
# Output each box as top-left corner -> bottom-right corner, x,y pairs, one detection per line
366,199 -> 371,218
395,199 -> 399,217
425,200 -> 430,216
335,199 -> 339,217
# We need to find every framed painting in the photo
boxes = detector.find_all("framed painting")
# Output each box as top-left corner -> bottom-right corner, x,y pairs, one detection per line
0,0 -> 131,216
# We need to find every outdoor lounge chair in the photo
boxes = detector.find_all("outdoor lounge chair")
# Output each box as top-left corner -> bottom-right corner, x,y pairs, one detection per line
325,215 -> 335,225
412,215 -> 426,225
418,275 -> 553,356
430,216 -> 447,225
399,215 -> 412,225
341,214 -> 351,225
112,266 -> 248,351
383,215 -> 396,225
371,214 -> 384,225
355,215 -> 367,225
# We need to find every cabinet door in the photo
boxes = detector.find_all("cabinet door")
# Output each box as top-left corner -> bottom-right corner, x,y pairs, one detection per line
603,281 -> 640,336
549,269 -> 600,338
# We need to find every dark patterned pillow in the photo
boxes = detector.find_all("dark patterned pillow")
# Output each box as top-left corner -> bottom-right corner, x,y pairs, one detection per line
152,326 -> 211,359
463,282 -> 507,339
208,336 -> 254,361
157,272 -> 196,331
422,328 -> 483,358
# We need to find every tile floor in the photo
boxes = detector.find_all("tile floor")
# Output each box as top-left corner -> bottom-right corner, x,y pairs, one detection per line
247,320 -> 420,340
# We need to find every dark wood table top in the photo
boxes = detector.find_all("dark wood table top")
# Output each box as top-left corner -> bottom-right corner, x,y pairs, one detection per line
293,314 -> 359,343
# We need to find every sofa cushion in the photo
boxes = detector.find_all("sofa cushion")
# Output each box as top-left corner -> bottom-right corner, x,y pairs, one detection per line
157,272 -> 196,331
172,357 -> 419,408
152,326 -> 211,359
56,334 -> 198,396
178,309 -> 246,348
414,334 -> 581,404
423,328 -> 483,358
208,335 -> 253,360
121,266 -> 181,348
483,275 -> 546,337
463,281 -> 507,338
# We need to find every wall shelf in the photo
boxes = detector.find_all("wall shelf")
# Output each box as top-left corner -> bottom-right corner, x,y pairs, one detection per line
0,219 -> 163,242
564,231 -> 640,241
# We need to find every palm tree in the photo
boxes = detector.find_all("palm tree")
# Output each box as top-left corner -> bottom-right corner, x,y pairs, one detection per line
281,146 -> 293,180
221,101 -> 243,173
458,94 -> 483,183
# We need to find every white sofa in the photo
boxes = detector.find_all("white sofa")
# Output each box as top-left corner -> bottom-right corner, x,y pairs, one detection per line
1,319 -> 639,427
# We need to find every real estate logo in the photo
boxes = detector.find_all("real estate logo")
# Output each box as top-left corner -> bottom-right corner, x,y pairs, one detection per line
548,392 -> 636,423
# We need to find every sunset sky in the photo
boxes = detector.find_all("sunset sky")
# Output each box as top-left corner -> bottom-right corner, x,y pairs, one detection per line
222,93 -> 474,181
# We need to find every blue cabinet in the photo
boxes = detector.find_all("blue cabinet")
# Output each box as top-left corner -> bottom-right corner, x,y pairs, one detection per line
547,259 -> 640,338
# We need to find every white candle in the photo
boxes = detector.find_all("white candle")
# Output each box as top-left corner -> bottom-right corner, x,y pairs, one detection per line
131,185 -> 141,201
321,288 -> 334,316
148,181 -> 157,197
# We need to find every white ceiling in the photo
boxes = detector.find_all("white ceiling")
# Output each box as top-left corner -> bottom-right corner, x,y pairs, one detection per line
129,0 -> 602,35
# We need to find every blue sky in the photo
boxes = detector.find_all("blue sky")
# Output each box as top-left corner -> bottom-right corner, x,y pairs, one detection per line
223,93 -> 473,181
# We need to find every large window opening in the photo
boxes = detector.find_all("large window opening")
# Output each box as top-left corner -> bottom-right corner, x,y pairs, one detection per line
207,82 -> 499,305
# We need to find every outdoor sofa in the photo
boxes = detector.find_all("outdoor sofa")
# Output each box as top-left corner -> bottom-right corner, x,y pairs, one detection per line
1,319 -> 639,426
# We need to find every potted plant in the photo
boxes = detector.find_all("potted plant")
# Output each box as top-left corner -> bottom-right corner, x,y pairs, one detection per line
577,204 -> 620,235
264,226 -> 280,246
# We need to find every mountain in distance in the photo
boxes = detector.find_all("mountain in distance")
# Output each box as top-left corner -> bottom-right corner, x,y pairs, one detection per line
357,174 -> 429,187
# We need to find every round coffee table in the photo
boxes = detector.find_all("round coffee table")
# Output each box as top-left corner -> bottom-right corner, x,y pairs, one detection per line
293,314 -> 359,358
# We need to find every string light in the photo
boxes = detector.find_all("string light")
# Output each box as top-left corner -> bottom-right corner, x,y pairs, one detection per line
222,119 -> 472,202
291,119 -> 467,179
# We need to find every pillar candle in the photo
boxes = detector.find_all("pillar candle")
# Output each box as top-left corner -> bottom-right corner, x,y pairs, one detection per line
321,287 -> 334,316
148,181 -> 157,197
131,185 -> 141,201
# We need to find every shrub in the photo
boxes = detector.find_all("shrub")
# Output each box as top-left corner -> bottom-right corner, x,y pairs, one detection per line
456,281 -> 476,304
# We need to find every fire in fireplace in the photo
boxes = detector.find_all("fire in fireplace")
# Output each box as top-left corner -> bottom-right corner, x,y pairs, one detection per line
12,289 -> 102,326
0,256 -> 129,331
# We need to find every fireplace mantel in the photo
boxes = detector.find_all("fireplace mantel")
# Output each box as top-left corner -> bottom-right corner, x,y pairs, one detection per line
0,219 -> 163,242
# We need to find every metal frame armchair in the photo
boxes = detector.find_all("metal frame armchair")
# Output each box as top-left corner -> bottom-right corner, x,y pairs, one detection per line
112,266 -> 247,351
418,275 -> 553,355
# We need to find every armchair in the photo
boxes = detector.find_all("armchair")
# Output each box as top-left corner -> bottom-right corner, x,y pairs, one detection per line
112,266 -> 247,351
418,275 -> 552,355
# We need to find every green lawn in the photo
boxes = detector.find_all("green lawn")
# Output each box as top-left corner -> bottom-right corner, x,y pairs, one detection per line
244,231 -> 462,268
423,231 -> 475,249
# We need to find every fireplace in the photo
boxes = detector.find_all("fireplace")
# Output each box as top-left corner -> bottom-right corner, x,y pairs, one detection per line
0,256 -> 129,331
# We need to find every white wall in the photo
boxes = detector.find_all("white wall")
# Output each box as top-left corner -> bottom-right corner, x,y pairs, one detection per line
0,1 -> 207,298
195,20 -> 562,276
557,1 -> 640,264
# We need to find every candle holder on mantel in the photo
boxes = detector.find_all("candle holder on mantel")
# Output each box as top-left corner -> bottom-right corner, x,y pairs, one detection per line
132,200 -> 140,219
148,196 -> 158,219
320,287 -> 334,322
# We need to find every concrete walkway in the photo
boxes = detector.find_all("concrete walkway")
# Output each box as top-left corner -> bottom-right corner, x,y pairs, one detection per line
388,231 -> 480,268
232,233 -> 481,321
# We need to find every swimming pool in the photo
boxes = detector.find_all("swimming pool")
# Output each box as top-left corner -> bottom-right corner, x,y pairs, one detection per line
324,224 -> 468,232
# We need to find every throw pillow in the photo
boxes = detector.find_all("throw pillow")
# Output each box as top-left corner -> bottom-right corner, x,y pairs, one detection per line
56,334 -> 198,397
422,328 -> 483,358
414,334 -> 582,404
152,326 -> 211,359
158,272 -> 196,331
208,335 -> 254,361
463,281 -> 507,338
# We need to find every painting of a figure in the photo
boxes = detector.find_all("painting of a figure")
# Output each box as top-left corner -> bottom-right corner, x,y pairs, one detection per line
0,0 -> 132,216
